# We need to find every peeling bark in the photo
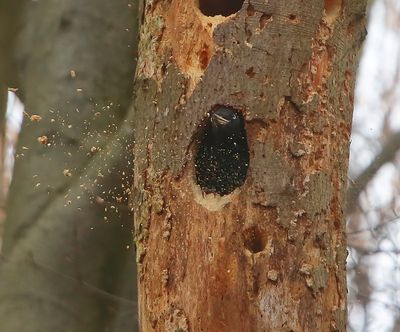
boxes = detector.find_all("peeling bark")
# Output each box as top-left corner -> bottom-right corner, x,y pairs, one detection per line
133,0 -> 367,331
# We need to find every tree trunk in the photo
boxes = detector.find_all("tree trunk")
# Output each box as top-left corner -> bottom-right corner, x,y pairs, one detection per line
133,0 -> 367,331
0,87 -> 6,211
0,1 -> 139,331
0,0 -> 25,232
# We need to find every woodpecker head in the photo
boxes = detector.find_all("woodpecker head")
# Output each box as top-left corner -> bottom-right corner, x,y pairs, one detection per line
211,107 -> 239,126
210,107 -> 243,139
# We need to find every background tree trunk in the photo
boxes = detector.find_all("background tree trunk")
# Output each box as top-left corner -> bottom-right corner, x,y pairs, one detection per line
0,88 -> 6,216
0,1 -> 139,331
133,0 -> 368,331
0,0 -> 25,236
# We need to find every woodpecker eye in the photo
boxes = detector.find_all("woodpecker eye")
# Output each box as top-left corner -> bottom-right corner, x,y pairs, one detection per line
195,106 -> 249,195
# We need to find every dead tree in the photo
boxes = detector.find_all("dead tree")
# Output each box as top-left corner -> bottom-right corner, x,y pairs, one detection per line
133,0 -> 368,331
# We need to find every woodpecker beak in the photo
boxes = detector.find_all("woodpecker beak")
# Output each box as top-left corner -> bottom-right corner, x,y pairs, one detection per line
211,113 -> 230,126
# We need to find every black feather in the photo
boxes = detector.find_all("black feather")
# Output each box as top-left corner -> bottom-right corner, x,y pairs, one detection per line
195,106 -> 249,195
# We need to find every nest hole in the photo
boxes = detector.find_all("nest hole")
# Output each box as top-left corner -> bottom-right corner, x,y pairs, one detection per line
243,226 -> 267,254
194,106 -> 249,196
198,0 -> 244,17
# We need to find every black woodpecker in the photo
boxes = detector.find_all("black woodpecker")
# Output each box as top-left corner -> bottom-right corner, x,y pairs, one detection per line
195,106 -> 249,195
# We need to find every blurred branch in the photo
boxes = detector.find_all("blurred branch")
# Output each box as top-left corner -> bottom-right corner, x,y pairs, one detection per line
357,292 -> 400,312
347,213 -> 400,234
0,253 -> 137,309
348,246 -> 400,255
347,131 -> 400,214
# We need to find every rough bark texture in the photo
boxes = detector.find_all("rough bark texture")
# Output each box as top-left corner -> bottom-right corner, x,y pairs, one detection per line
133,0 -> 367,331
0,1 -> 139,331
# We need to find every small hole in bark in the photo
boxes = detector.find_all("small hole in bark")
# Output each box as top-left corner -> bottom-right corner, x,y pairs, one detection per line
198,0 -> 244,17
245,67 -> 255,78
259,13 -> 272,29
198,44 -> 211,70
243,226 -> 266,254
194,106 -> 249,196
288,14 -> 297,21
247,4 -> 255,16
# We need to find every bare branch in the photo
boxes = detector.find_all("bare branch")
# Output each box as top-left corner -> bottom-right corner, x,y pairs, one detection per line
347,131 -> 400,214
